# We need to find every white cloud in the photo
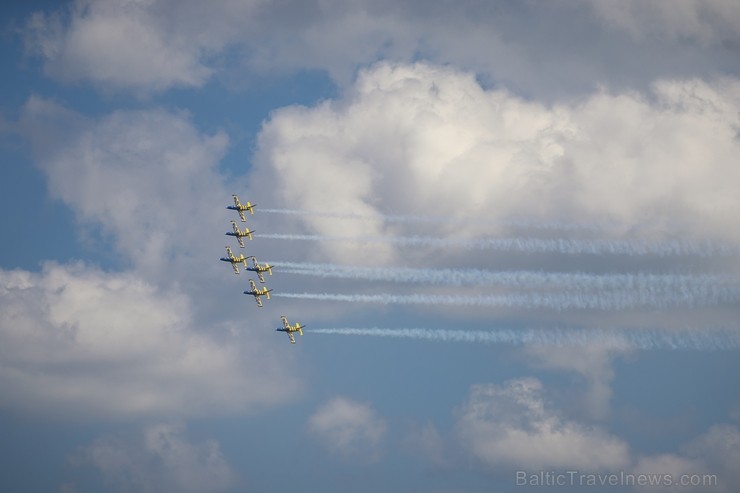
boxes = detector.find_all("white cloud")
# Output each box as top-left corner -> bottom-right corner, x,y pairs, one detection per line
0,262 -> 298,420
74,422 -> 237,493
634,424 -> 740,492
24,0 -> 227,93
19,96 -> 230,284
251,62 -> 740,266
681,425 -> 740,492
587,0 -> 740,45
15,93 -> 353,334
22,1 -> 740,97
307,396 -> 387,461
523,345 -> 628,420
454,378 -> 630,471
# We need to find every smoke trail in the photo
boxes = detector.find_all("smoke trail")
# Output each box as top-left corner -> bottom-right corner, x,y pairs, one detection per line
309,327 -> 740,351
259,208 -> 601,232
270,261 -> 739,297
258,233 -> 740,257
274,288 -> 740,310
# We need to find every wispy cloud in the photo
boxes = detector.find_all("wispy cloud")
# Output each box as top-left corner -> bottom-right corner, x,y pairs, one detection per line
307,396 -> 388,462
72,423 -> 237,493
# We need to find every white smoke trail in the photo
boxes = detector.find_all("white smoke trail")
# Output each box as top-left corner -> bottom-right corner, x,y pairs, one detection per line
270,261 -> 738,297
258,208 -> 601,232
274,288 -> 740,310
258,233 -> 740,257
309,327 -> 740,351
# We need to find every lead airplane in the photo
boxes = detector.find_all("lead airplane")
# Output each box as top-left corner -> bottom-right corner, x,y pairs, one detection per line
246,256 -> 273,283
226,220 -> 255,247
227,194 -> 256,222
276,315 -> 305,344
220,245 -> 247,274
244,279 -> 272,307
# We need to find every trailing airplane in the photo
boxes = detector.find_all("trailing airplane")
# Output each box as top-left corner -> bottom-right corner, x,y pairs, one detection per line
227,194 -> 256,222
220,245 -> 247,274
226,220 -> 255,247
244,279 -> 272,307
246,256 -> 273,283
277,315 -> 305,344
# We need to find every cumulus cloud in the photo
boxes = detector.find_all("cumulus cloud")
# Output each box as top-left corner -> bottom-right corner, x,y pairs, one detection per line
0,262 -> 298,420
307,396 -> 387,461
251,62 -> 740,266
454,378 -> 630,471
73,422 -> 237,493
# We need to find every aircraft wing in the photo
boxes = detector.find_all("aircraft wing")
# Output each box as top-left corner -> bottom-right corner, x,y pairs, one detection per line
288,332 -> 296,344
237,236 -> 245,248
238,210 -> 246,222
255,295 -> 263,307
232,263 -> 239,274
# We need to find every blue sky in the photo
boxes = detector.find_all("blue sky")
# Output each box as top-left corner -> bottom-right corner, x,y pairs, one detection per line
2,1 -> 740,492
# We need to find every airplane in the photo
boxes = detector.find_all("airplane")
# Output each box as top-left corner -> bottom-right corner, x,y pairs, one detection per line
244,279 -> 272,307
220,245 -> 247,274
246,256 -> 273,283
227,194 -> 256,222
276,315 -> 305,344
226,220 -> 255,247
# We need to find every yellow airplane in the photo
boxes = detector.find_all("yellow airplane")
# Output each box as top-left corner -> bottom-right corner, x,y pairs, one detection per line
226,220 -> 255,247
246,256 -> 273,283
244,279 -> 272,307
220,245 -> 247,274
227,194 -> 256,222
277,315 -> 305,344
